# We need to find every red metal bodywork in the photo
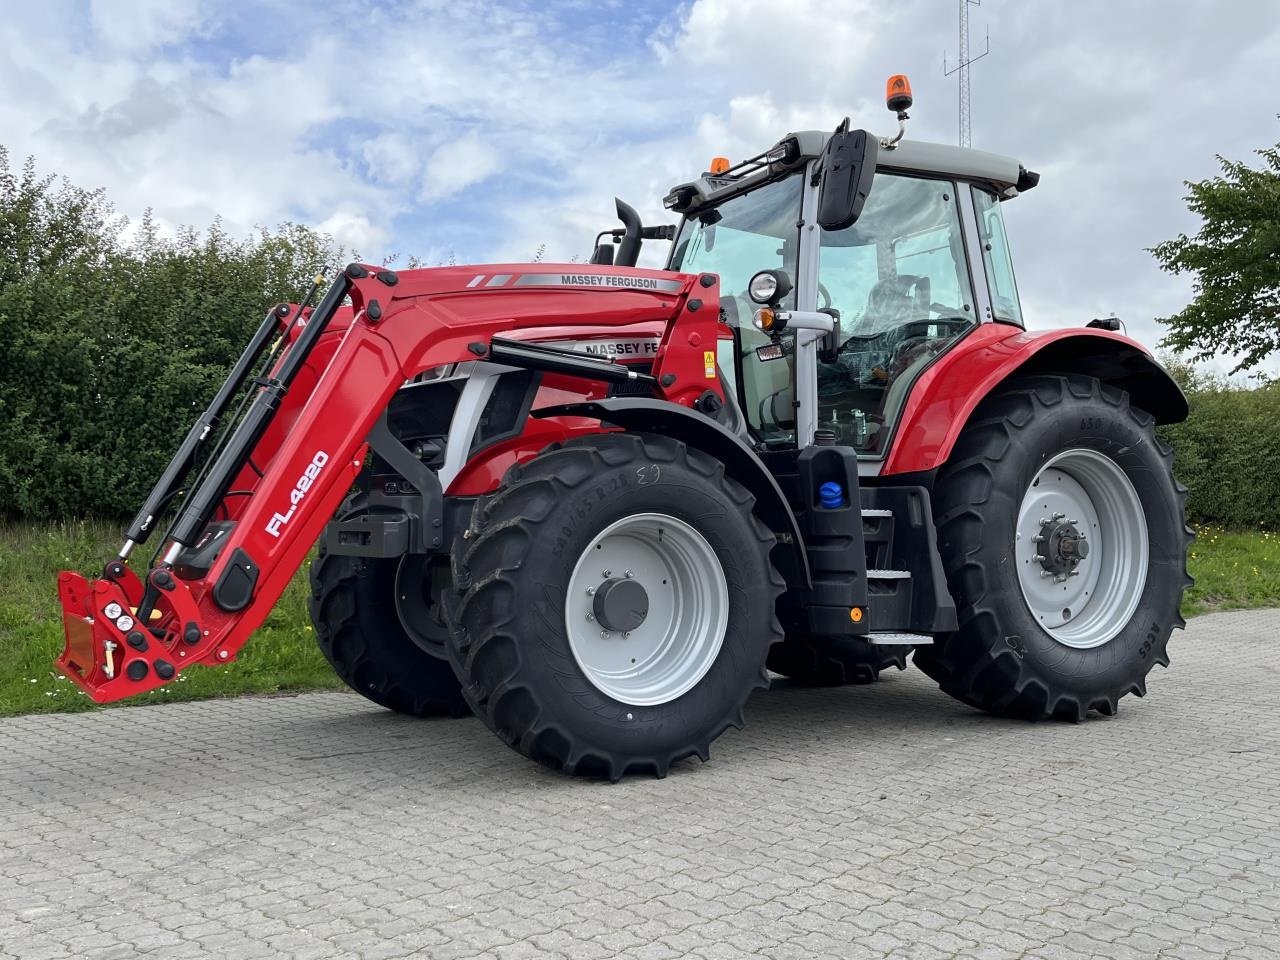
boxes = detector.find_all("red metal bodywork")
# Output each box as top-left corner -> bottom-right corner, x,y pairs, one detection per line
881,324 -> 1166,475
57,263 -> 722,703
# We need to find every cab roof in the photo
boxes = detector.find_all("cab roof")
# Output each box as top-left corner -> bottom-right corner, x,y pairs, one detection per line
787,129 -> 1030,196
664,129 -> 1037,217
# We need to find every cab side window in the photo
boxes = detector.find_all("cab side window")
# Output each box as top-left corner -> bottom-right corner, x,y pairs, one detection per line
974,188 -> 1023,324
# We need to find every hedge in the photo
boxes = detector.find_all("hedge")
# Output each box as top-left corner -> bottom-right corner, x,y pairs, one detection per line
1,149 -> 1275,529
1157,367 -> 1280,529
0,150 -> 339,519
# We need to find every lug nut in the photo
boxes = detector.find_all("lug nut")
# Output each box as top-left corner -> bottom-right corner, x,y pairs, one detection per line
586,587 -> 595,596
586,613 -> 595,622
602,569 -> 611,577
624,570 -> 633,579
599,631 -> 609,639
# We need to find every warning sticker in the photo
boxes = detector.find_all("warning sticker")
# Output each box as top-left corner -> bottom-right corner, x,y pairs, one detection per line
704,350 -> 716,379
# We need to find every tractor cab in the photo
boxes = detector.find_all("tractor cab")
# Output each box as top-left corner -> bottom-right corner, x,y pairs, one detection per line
665,82 -> 1038,459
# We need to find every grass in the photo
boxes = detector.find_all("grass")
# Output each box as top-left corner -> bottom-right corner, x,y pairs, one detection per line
2,520 -> 1278,717
0,520 -> 341,716
1182,526 -> 1280,616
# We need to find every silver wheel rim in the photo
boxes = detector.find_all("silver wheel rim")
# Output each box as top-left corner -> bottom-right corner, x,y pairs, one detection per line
564,513 -> 728,706
1016,449 -> 1148,649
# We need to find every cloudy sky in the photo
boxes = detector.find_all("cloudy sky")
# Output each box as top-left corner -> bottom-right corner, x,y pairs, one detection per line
3,0 -> 1277,372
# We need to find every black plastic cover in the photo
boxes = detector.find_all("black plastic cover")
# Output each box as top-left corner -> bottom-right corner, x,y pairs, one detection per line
173,520 -> 235,580
816,124 -> 878,231
212,547 -> 258,612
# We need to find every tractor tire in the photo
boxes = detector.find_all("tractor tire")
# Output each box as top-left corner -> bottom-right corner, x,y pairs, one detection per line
309,494 -> 469,718
767,634 -> 909,685
914,375 -> 1193,721
446,433 -> 784,780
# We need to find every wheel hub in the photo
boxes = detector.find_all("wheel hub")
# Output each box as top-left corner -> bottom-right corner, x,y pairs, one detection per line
565,513 -> 728,706
1015,449 -> 1148,649
592,577 -> 649,632
1034,513 -> 1090,580
393,554 -> 450,658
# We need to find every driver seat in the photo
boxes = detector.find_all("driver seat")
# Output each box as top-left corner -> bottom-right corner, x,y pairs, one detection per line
855,274 -> 930,339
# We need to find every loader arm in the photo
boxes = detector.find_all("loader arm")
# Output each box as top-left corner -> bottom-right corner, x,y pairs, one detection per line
57,263 -> 721,703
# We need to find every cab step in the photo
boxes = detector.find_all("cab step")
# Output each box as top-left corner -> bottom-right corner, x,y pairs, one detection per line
867,632 -> 932,645
867,568 -> 911,580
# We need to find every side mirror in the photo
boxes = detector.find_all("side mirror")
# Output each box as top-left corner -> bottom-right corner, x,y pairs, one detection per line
816,120 -> 878,232
818,307 -> 841,364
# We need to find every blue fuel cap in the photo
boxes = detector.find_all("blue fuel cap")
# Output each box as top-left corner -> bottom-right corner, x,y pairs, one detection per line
819,481 -> 845,509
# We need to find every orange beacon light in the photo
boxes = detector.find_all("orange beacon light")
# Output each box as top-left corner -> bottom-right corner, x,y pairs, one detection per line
886,74 -> 913,114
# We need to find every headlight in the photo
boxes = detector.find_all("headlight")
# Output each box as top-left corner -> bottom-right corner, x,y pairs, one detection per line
748,272 -> 778,304
747,269 -> 792,305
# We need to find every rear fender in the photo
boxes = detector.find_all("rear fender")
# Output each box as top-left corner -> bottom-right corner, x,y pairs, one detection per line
883,326 -> 1188,475
533,398 -> 812,590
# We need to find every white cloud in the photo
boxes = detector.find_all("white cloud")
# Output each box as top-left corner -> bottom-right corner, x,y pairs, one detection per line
361,132 -> 420,186
421,134 -> 503,201
89,0 -> 208,52
314,210 -> 388,255
3,0 -> 1278,374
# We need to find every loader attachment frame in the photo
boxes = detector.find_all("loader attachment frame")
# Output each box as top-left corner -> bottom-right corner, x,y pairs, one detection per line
57,263 -> 722,703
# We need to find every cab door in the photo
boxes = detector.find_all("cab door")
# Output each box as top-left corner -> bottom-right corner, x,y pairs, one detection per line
812,173 -> 980,456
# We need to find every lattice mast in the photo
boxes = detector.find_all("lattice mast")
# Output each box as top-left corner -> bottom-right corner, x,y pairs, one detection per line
944,0 -> 990,148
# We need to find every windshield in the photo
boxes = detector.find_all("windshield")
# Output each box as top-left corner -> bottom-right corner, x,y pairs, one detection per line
668,173 -> 803,442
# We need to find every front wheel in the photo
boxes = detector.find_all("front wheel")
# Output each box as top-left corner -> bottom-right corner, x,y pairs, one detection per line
446,433 -> 784,780
915,375 -> 1192,720
309,495 -> 468,718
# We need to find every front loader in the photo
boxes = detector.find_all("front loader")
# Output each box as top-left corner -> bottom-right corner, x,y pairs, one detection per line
58,77 -> 1192,779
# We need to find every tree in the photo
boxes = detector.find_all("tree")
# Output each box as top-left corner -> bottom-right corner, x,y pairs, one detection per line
1152,137 -> 1280,373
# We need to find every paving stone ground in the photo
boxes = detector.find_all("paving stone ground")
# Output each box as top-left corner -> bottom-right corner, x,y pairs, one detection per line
2,608 -> 1278,959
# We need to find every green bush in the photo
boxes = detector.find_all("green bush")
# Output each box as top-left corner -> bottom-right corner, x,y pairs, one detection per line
0,149 -> 340,519
1,149 -> 1276,530
1159,364 -> 1280,529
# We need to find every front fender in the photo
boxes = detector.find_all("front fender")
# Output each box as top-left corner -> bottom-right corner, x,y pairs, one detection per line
883,325 -> 1188,476
534,398 -> 811,590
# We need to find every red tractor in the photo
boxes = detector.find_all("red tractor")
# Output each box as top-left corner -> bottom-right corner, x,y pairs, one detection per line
57,80 -> 1191,779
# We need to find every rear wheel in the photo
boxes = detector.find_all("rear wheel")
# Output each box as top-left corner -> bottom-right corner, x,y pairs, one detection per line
309,495 -> 468,717
767,634 -> 908,685
446,433 -> 784,780
915,375 -> 1192,720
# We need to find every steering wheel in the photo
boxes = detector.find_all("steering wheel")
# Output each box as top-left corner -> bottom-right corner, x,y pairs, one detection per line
885,317 -> 971,366
818,282 -> 833,311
